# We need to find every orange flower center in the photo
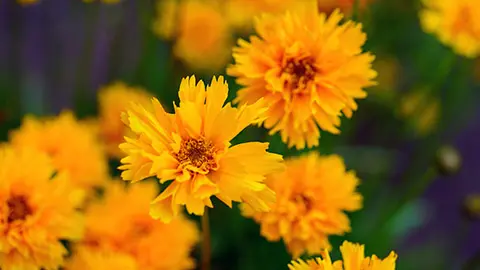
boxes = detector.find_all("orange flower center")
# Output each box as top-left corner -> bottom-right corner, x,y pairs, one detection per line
176,138 -> 217,172
7,195 -> 32,223
282,57 -> 316,93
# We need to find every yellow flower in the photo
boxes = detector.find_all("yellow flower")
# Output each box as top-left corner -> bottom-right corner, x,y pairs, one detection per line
119,76 -> 284,222
153,0 -> 232,72
153,0 -> 178,40
225,0 -> 297,31
83,0 -> 122,4
288,241 -> 397,270
0,146 -> 84,270
398,89 -> 440,137
98,82 -> 152,158
243,153 -> 362,257
16,0 -> 39,5
420,0 -> 480,58
317,0 -> 372,14
9,111 -> 109,190
228,5 -> 377,149
66,246 -> 138,270
80,180 -> 199,270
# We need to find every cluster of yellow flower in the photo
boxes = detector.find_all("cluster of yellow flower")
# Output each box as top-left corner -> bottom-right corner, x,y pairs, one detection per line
19,0 -> 480,269
0,108 -> 199,269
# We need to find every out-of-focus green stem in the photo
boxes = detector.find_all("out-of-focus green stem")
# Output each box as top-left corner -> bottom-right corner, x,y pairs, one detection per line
376,167 -> 437,231
202,208 -> 211,270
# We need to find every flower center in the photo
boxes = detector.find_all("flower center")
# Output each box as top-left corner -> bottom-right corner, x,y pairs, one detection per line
176,138 -> 216,172
7,195 -> 32,223
294,194 -> 313,212
282,57 -> 316,93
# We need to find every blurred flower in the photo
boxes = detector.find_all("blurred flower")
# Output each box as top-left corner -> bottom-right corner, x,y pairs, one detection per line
228,5 -> 377,149
77,180 -> 199,270
119,76 -> 284,222
98,82 -> 152,158
462,193 -> 480,221
16,0 -> 39,5
371,56 -> 400,97
0,146 -> 84,270
435,145 -> 462,176
317,0 -> 373,15
153,0 -> 232,72
225,0 -> 297,31
288,241 -> 397,270
83,0 -> 122,4
398,89 -> 440,137
420,0 -> 480,58
66,246 -> 138,270
243,153 -> 362,257
9,111 -> 109,191
153,0 -> 178,40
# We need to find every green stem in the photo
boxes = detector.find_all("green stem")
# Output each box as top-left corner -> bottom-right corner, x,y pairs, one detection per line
201,208 -> 211,270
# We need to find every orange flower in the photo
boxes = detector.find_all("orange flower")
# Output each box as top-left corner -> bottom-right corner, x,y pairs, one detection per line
420,0 -> 480,58
243,152 -> 362,257
153,0 -> 232,72
9,111 -> 108,190
119,76 -> 284,222
228,4 -> 376,149
0,146 -> 84,269
289,241 -> 397,270
78,180 -> 199,270
317,0 -> 373,14
98,82 -> 152,158
66,246 -> 138,270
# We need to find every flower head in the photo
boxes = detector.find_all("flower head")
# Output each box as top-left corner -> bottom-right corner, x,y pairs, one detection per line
243,152 -> 362,257
80,180 -> 199,269
98,82 -> 152,158
317,0 -> 373,14
119,76 -> 284,222
288,241 -> 397,270
420,0 -> 480,58
228,5 -> 376,149
9,111 -> 109,190
0,146 -> 84,269
66,246 -> 138,270
153,0 -> 232,72
225,0 -> 298,31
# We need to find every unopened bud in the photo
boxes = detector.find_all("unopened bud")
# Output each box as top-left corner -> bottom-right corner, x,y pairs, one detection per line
435,145 -> 461,176
462,194 -> 480,221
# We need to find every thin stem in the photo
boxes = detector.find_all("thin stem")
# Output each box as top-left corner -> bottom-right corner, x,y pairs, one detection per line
201,208 -> 211,270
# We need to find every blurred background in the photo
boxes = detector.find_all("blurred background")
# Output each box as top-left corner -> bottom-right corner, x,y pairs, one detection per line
1,0 -> 480,269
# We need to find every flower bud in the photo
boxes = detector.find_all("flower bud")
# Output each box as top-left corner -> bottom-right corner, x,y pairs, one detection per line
435,145 -> 461,176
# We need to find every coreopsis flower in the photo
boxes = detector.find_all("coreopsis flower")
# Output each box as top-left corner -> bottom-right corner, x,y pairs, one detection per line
153,0 -> 232,72
225,0 -> 297,31
16,0 -> 39,5
66,246 -> 138,270
398,89 -> 439,137
242,153 -> 362,257
288,241 -> 397,270
0,146 -> 84,269
83,0 -> 122,4
98,82 -> 152,158
119,76 -> 284,222
9,111 -> 108,190
78,180 -> 199,270
317,0 -> 373,15
228,4 -> 377,149
420,0 -> 480,58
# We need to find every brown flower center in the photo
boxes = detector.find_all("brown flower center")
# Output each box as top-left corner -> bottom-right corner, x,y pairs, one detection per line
294,194 -> 313,212
282,57 -> 317,93
7,195 -> 32,223
176,138 -> 216,172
